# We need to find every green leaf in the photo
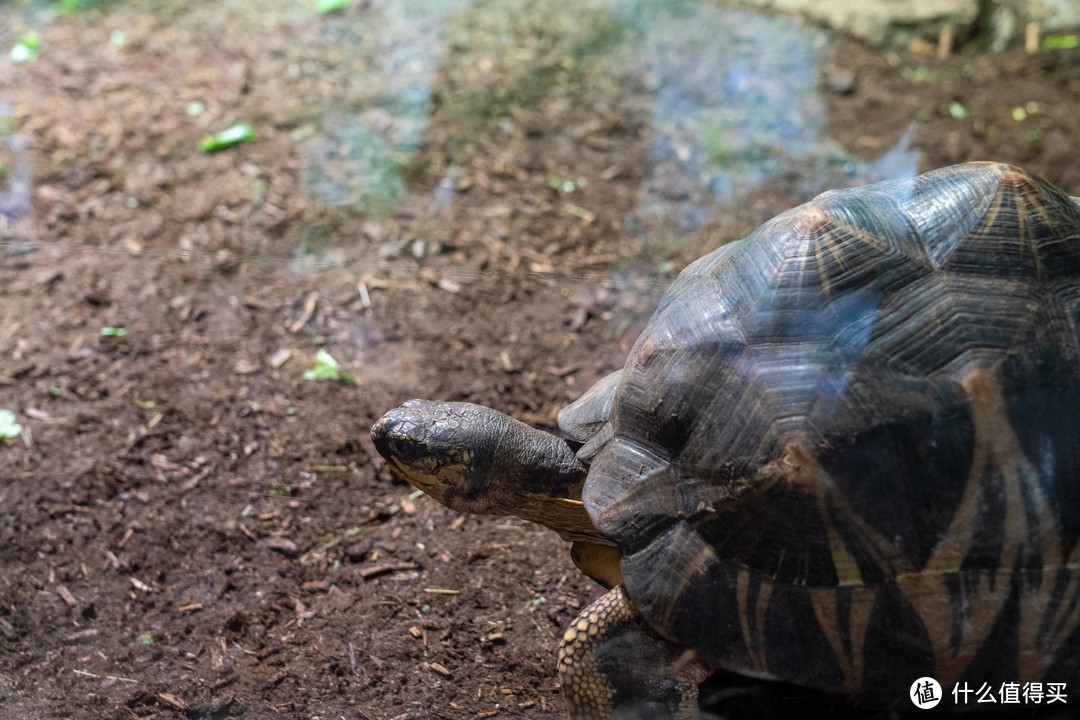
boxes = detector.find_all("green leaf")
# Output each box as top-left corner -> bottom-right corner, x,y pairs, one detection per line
0,409 -> 21,439
304,347 -> 341,381
17,31 -> 40,51
947,101 -> 968,120
1043,34 -> 1078,51
99,326 -> 129,337
200,123 -> 255,153
10,32 -> 41,64
316,0 -> 356,13
56,0 -> 99,13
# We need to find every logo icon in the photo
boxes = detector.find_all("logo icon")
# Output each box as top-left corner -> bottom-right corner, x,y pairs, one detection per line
911,677 -> 942,709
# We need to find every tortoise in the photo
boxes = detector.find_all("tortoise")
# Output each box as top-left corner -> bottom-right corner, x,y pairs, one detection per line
371,162 -> 1080,718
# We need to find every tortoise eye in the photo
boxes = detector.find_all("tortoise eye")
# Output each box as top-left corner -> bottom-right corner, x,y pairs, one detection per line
386,435 -> 416,460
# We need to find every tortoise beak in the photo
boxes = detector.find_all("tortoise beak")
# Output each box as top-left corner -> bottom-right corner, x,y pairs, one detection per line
370,410 -> 394,458
371,402 -> 429,466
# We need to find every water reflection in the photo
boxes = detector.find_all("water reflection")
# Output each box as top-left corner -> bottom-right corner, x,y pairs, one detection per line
0,0 -> 922,273
296,0 -> 919,233
298,0 -> 465,211
617,2 -> 919,229
0,105 -> 31,237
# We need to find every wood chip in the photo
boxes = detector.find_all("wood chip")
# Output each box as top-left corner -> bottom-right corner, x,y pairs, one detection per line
63,628 -> 99,644
265,537 -> 299,558
151,453 -> 179,471
908,38 -> 934,55
1025,21 -> 1040,54
599,164 -> 623,181
123,236 -> 144,256
547,363 -> 580,378
56,585 -> 77,607
268,348 -> 293,369
265,669 -> 290,687
562,202 -> 594,223
233,359 -> 260,375
436,277 -> 461,294
24,407 -> 53,421
158,693 -> 188,711
481,631 -> 506,645
937,22 -> 955,60
288,291 -> 318,333
130,577 -> 154,593
427,662 -> 452,678
179,466 -> 212,493
177,603 -> 204,613
73,668 -> 138,684
359,561 -> 417,580
361,276 -> 394,290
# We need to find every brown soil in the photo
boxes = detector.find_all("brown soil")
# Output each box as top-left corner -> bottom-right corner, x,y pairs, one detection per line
1,3 -> 1078,719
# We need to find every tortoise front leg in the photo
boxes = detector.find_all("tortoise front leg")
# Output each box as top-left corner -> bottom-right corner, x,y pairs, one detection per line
557,585 -> 709,719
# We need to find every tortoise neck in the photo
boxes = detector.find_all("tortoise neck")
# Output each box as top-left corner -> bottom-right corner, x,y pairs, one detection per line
478,412 -> 603,541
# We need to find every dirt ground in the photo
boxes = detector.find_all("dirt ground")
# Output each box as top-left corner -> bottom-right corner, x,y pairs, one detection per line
1,2 -> 1079,719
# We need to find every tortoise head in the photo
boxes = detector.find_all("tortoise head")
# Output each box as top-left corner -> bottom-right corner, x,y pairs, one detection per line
371,399 -> 601,541
371,400 -> 495,513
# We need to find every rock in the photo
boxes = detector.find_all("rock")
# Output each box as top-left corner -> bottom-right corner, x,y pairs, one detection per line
1030,0 -> 1080,32
823,63 -> 857,95
727,0 -> 978,47
722,0 -> 1080,49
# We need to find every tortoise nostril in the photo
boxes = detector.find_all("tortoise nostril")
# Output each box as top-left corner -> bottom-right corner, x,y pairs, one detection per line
371,414 -> 421,462
371,416 -> 405,458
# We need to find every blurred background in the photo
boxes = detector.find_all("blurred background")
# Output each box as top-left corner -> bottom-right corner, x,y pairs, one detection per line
1,0 -> 1077,717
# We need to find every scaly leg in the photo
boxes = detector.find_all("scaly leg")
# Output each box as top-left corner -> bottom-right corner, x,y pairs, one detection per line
558,585 -> 709,719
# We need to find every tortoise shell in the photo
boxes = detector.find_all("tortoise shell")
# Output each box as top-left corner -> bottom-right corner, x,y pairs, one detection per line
559,162 -> 1080,699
